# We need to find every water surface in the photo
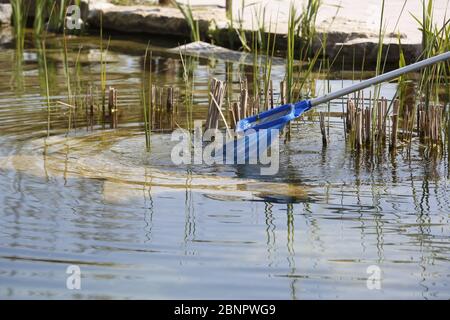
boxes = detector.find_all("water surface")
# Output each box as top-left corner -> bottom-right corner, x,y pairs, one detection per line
0,32 -> 449,299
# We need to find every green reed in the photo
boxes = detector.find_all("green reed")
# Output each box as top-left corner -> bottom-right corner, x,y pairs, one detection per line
253,4 -> 267,51
173,0 -> 200,42
226,0 -> 233,21
235,0 -> 250,51
179,47 -> 195,135
34,0 -> 49,36
72,44 -> 83,132
48,0 -> 68,32
373,0 -> 387,101
412,0 -> 450,107
285,0 -> 323,103
62,24 -> 74,134
285,2 -> 296,103
262,15 -> 278,110
11,0 -> 28,52
99,14 -> 111,129
142,42 -> 152,152
397,34 -> 408,111
300,0 -> 321,58
42,40 -> 51,138
37,2 -> 56,139
251,23 -> 260,109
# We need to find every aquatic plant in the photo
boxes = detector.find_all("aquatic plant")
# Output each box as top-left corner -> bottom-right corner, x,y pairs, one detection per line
226,0 -> 233,21
73,44 -> 83,132
42,40 -> 52,138
173,1 -> 200,42
285,0 -> 323,102
99,14 -> 111,129
48,0 -> 69,32
142,42 -> 152,152
283,1 -> 324,140
373,0 -> 387,102
299,0 -> 321,58
179,46 -> 195,136
11,0 -> 28,52
374,0 -> 407,99
285,2 -> 297,104
397,34 -> 408,114
34,0 -> 50,37
235,0 -> 250,51
253,4 -> 267,51
250,23 -> 260,111
262,15 -> 278,110
412,0 -> 450,107
63,25 -> 74,133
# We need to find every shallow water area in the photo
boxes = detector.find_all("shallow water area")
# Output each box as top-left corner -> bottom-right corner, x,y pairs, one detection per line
0,32 -> 449,299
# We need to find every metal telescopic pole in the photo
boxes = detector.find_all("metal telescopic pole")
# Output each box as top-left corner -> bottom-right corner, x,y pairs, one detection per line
310,51 -> 450,107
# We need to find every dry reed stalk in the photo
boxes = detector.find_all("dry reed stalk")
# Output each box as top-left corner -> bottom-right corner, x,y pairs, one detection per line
108,87 -> 118,129
364,106 -> 371,146
86,86 -> 94,132
160,87 -> 164,129
206,78 -> 226,131
419,109 -> 426,142
230,102 -> 239,129
390,99 -> 399,150
270,80 -> 274,109
167,86 -> 174,130
406,105 -> 416,154
356,110 -> 363,148
280,81 -> 286,105
376,100 -> 386,147
209,92 -> 232,138
151,85 -> 156,130
240,78 -> 248,118
85,87 -> 90,131
319,112 -> 327,146
346,99 -> 355,134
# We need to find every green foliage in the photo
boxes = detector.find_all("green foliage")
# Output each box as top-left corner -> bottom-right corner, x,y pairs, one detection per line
142,42 -> 152,152
48,0 -> 68,32
412,0 -> 450,106
173,1 -> 200,42
34,0 -> 50,36
286,0 -> 323,103
11,0 -> 28,52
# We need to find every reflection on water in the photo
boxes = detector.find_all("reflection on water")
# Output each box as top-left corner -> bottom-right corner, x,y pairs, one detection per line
0,32 -> 449,299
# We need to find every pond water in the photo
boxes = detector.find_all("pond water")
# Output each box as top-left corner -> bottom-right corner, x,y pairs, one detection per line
0,31 -> 449,299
